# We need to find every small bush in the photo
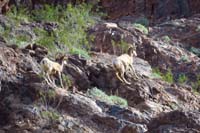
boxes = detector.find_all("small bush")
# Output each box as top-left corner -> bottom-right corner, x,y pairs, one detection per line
180,55 -> 189,62
178,73 -> 188,84
87,87 -> 128,107
70,47 -> 90,59
62,74 -> 72,87
6,6 -> 30,24
191,75 -> 200,94
6,4 -> 96,55
33,27 -> 57,51
111,39 -> 130,54
31,5 -> 62,22
190,47 -> 200,57
109,95 -> 128,107
162,35 -> 171,43
135,17 -> 149,26
41,110 -> 60,121
0,26 -> 11,43
162,69 -> 174,83
151,68 -> 174,83
133,23 -> 148,34
151,68 -> 163,79
87,87 -> 111,102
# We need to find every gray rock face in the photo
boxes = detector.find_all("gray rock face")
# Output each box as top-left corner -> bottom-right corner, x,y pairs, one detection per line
0,9 -> 199,133
148,110 -> 200,132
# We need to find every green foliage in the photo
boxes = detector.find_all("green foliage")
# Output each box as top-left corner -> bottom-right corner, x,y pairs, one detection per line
178,73 -> 188,84
31,5 -> 62,22
162,35 -> 171,43
87,87 -> 111,102
109,96 -> 128,107
190,47 -> 200,57
133,23 -> 148,34
0,25 -> 11,42
135,17 -> 149,26
87,87 -> 128,107
162,69 -> 174,83
6,6 -> 30,25
34,27 -> 56,51
191,75 -> 200,94
180,55 -> 189,62
70,47 -> 91,59
151,68 -> 174,83
41,110 -> 60,121
12,33 -> 31,47
151,68 -> 163,79
62,74 -> 72,88
6,4 -> 96,55
111,39 -> 130,54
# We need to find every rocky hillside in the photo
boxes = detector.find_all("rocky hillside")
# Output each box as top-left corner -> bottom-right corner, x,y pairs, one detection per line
0,1 -> 200,133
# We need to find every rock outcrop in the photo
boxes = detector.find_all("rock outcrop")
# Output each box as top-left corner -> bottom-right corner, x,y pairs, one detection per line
0,42 -> 199,132
0,2 -> 199,132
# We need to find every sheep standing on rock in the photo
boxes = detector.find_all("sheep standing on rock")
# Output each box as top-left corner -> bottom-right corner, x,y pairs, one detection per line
40,57 -> 68,88
113,45 -> 139,84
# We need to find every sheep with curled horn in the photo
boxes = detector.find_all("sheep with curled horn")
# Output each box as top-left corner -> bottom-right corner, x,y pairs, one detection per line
112,44 -> 139,84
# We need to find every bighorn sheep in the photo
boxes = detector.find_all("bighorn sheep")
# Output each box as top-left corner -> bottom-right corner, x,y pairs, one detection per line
113,45 -> 138,84
40,57 -> 68,88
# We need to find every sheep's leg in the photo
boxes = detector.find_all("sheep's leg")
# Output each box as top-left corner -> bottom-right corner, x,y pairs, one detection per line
58,72 -> 64,88
130,65 -> 139,79
121,72 -> 131,85
47,74 -> 57,87
116,72 -> 125,83
42,72 -> 51,85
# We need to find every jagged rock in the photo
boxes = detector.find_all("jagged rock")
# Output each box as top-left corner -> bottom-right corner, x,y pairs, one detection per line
0,41 -> 199,133
63,55 -> 91,90
89,22 -> 140,55
82,52 -> 200,111
149,14 -> 200,49
90,20 -> 200,84
120,123 -> 147,133
148,110 -> 200,132
100,0 -> 200,22
57,92 -> 102,116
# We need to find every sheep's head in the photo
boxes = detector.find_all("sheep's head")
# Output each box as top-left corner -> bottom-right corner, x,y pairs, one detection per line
127,45 -> 137,57
62,56 -> 68,65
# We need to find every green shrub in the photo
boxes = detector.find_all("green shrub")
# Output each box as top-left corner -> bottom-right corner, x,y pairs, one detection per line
151,68 -> 174,83
191,75 -> 200,94
109,95 -> 128,107
190,47 -> 200,57
31,5 -> 62,22
70,47 -> 90,59
34,28 -> 55,51
0,25 -> 11,43
87,87 -> 128,107
41,110 -> 60,121
162,69 -> 174,83
135,17 -> 149,26
180,55 -> 189,62
6,6 -> 30,24
6,4 -> 96,55
62,74 -> 72,87
151,68 -> 163,79
87,87 -> 111,102
178,73 -> 188,84
133,23 -> 148,34
111,39 -> 130,54
162,35 -> 171,43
